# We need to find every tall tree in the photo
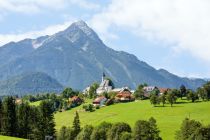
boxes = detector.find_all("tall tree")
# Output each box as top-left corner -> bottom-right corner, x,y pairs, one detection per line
134,84 -> 145,99
72,111 -> 81,138
89,83 -> 99,99
187,90 -> 198,102
203,82 -> 210,100
150,94 -> 160,107
76,125 -> 94,140
176,118 -> 202,140
57,126 -> 74,140
17,102 -> 32,138
166,91 -> 177,107
133,117 -> 161,140
180,85 -> 187,99
108,122 -> 131,140
197,87 -> 207,101
148,117 -> 161,140
2,96 -> 18,136
90,122 -> 112,140
61,88 -> 77,98
37,100 -> 56,139
159,94 -> 166,107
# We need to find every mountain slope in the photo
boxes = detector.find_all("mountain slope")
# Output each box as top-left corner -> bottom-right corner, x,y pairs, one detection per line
0,72 -> 64,96
0,20 -> 206,91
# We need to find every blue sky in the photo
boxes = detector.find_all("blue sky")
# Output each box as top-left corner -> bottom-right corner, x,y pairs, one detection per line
0,0 -> 210,78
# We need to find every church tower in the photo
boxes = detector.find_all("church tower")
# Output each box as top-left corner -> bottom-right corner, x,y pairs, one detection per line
102,72 -> 105,82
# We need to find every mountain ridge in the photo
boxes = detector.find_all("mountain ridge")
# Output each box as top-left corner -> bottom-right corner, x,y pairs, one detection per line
0,72 -> 64,96
0,20 -> 206,93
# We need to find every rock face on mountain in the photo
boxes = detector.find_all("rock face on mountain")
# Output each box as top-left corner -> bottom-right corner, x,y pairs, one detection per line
0,72 -> 63,96
0,20 -> 206,93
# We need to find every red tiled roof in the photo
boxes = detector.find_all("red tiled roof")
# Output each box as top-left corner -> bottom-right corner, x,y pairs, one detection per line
158,88 -> 170,93
116,91 -> 132,98
70,96 -> 82,102
93,96 -> 106,102
116,93 -> 131,98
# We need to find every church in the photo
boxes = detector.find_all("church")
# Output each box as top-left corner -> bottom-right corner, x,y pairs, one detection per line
96,73 -> 114,94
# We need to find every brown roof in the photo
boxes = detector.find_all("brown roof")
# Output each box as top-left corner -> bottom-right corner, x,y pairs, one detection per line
158,88 -> 170,93
93,96 -> 106,102
70,96 -> 82,102
116,91 -> 132,98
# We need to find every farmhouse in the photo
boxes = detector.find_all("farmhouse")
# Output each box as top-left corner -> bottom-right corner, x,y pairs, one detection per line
69,96 -> 83,107
143,86 -> 158,97
115,89 -> 134,102
158,88 -> 170,95
93,96 -> 107,106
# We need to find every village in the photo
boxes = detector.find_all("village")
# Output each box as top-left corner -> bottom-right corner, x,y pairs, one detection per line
71,73 -> 171,108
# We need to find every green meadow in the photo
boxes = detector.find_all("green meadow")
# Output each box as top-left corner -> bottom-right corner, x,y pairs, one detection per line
54,99 -> 210,140
0,135 -> 24,140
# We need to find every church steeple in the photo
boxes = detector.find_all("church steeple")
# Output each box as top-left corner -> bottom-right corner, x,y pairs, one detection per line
102,72 -> 105,82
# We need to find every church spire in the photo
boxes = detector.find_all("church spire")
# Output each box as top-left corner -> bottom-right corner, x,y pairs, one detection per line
102,72 -> 105,82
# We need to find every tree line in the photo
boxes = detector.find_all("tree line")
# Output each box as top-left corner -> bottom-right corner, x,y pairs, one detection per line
0,96 -> 55,139
57,111 -> 162,140
176,118 -> 210,140
133,82 -> 210,107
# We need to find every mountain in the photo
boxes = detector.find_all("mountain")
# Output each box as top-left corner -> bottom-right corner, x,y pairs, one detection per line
0,72 -> 64,96
0,20 -> 206,92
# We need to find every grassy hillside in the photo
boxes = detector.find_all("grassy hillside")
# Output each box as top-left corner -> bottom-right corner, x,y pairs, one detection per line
55,99 -> 210,140
0,135 -> 24,140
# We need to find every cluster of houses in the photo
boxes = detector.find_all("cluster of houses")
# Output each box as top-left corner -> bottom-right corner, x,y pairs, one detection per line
15,73 -> 171,109
83,73 -> 170,107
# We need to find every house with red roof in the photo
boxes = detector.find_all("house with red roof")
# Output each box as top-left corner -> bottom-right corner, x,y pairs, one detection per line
93,96 -> 107,106
158,88 -> 170,95
115,89 -> 134,102
69,96 -> 83,107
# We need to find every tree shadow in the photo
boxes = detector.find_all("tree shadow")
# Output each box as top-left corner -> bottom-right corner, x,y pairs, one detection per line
176,100 -> 202,104
153,105 -> 183,108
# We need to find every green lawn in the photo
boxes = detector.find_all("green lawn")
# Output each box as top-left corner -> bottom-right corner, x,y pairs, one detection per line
0,135 -> 24,140
55,99 -> 210,140
29,100 -> 42,106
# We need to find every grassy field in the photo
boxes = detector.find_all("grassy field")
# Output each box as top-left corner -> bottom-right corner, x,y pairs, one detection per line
0,135 -> 24,140
54,99 -> 210,140
29,100 -> 42,106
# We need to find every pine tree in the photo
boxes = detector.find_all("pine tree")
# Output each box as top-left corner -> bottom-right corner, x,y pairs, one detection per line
2,96 -> 18,136
37,100 -> 56,139
17,102 -> 31,138
72,111 -> 81,138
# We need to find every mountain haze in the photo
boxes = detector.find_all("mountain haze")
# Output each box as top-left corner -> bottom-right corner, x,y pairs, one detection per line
0,20 -> 206,93
0,72 -> 63,96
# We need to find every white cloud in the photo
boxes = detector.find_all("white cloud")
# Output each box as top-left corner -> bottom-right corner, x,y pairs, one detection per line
90,0 -> 210,62
0,20 -> 75,46
70,0 -> 100,10
0,0 -> 100,15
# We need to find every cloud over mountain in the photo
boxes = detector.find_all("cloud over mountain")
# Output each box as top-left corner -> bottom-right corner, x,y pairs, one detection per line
90,0 -> 210,63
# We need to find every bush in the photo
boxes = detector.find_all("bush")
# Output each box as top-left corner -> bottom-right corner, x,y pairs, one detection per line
83,104 -> 94,112
108,122 -> 131,140
176,118 -> 202,140
133,117 -> 161,140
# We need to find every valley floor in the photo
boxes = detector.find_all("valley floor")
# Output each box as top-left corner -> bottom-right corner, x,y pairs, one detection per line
54,99 -> 210,140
